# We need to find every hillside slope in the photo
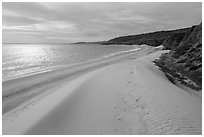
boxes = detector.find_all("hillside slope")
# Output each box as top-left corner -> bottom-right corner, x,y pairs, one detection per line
155,23 -> 202,91
101,27 -> 190,46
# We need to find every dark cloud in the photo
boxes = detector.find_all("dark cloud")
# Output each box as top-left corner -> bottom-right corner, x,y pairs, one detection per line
2,2 -> 202,43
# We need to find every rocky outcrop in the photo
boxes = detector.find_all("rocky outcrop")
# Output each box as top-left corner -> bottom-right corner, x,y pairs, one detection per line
155,23 -> 202,90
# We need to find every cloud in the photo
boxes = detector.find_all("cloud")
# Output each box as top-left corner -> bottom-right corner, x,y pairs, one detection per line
2,2 -> 202,43
3,15 -> 44,26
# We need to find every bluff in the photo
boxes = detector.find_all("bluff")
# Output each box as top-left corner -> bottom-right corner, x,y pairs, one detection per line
101,27 -> 190,47
155,23 -> 202,90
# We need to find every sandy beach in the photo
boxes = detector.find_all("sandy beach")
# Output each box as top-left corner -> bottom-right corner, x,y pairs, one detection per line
2,46 -> 202,135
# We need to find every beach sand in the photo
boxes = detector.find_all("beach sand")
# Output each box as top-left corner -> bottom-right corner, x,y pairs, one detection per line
2,46 -> 202,135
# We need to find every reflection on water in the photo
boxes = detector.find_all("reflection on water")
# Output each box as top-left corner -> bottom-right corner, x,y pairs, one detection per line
3,44 -> 53,80
3,44 -> 135,81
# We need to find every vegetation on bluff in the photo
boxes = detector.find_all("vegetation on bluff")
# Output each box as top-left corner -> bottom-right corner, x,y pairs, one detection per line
154,23 -> 202,90
101,27 -> 190,46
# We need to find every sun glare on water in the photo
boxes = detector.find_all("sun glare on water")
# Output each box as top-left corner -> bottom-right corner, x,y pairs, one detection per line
17,45 -> 47,60
19,45 -> 41,57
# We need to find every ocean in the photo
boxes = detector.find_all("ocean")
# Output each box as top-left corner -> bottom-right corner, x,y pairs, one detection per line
2,43 -> 139,81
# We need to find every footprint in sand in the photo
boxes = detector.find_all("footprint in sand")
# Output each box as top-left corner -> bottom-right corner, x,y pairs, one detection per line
118,118 -> 123,121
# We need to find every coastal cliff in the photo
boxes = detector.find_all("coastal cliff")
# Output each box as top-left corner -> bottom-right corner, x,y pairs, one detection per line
155,23 -> 202,90
101,27 -> 190,46
162,32 -> 187,50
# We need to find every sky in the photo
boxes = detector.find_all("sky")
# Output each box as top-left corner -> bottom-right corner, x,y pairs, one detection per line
2,2 -> 202,43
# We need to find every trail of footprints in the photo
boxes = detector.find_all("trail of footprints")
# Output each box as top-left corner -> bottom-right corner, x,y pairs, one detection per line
111,68 -> 201,135
112,68 -> 148,134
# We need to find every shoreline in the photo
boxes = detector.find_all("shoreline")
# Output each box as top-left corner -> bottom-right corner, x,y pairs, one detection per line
2,45 -> 154,114
3,44 -> 139,82
3,49 -> 201,135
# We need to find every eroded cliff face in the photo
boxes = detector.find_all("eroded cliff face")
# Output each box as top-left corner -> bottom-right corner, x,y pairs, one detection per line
174,24 -> 202,57
162,32 -> 186,50
155,23 -> 202,90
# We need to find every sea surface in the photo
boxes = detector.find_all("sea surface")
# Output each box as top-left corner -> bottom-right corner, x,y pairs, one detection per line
3,43 -> 139,81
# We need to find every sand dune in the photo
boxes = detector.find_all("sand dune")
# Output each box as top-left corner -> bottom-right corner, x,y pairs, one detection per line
2,49 -> 201,135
